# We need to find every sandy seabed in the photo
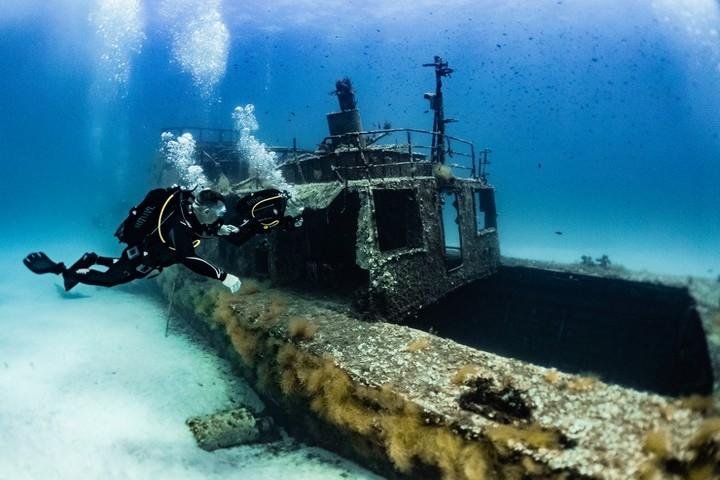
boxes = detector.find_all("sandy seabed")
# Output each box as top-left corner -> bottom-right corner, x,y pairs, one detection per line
0,244 -> 379,480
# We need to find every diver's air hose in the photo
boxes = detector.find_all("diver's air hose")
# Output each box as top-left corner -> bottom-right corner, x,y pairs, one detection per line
157,191 -> 201,250
251,194 -> 282,229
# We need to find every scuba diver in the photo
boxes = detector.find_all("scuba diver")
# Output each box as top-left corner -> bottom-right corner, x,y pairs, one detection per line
23,186 -> 295,293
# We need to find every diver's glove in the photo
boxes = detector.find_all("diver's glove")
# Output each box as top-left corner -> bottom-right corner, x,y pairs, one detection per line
218,224 -> 240,236
222,273 -> 242,293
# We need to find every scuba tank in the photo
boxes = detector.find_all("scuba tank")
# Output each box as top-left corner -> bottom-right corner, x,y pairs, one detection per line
114,187 -> 182,246
222,188 -> 299,246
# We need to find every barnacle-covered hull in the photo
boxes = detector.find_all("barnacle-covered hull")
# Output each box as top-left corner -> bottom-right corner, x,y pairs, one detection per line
157,265 -> 719,480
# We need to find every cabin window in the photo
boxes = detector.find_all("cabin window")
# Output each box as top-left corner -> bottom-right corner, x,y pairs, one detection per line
474,189 -> 497,234
440,190 -> 463,270
373,189 -> 423,251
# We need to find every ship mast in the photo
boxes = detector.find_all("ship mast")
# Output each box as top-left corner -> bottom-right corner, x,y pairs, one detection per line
423,56 -> 454,165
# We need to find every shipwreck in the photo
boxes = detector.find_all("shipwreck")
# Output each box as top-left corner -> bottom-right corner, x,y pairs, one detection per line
152,57 -> 719,479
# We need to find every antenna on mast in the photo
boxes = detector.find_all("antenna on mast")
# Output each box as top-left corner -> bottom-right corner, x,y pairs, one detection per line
423,56 -> 454,165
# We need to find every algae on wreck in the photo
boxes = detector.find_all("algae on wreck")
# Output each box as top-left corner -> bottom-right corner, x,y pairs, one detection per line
157,268 -> 719,480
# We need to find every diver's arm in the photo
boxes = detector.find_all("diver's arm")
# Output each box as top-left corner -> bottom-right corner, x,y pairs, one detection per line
181,256 -> 227,281
168,223 -> 227,281
202,217 -> 240,236
176,236 -> 241,292
202,218 -> 223,236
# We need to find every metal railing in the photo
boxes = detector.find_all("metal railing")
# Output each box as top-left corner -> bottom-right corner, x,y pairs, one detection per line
319,128 -> 490,180
160,126 -> 493,181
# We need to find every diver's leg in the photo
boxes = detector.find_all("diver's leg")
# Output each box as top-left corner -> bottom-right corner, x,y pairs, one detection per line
95,256 -> 118,268
67,252 -> 99,271
62,257 -> 139,291
66,252 -> 119,270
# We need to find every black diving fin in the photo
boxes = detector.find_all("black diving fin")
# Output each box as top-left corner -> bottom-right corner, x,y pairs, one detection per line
23,252 -> 66,275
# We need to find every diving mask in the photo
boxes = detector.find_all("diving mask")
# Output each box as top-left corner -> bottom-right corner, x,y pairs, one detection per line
192,199 -> 226,225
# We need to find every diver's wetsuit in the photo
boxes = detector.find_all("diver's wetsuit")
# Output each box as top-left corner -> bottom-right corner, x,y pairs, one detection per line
63,191 -> 227,289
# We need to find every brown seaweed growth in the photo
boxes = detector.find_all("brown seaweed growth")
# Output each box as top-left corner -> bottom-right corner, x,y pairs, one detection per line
375,397 -> 495,479
210,290 -> 234,325
639,418 -> 720,479
678,395 -> 718,416
226,317 -> 261,366
636,461 -> 664,480
210,292 -> 263,367
567,375 -> 598,392
288,317 -> 318,341
356,383 -> 406,413
684,418 -> 720,478
543,368 -> 561,385
659,404 -> 676,421
458,377 -> 532,424
269,296 -> 287,312
689,417 -> 720,445
276,344 -> 303,395
688,417 -> 720,475
257,296 -> 288,327
271,340 -> 494,478
486,423 -> 564,453
451,364 -> 479,386
307,357 -> 377,436
281,348 -> 378,437
404,336 -> 431,352
643,429 -> 671,457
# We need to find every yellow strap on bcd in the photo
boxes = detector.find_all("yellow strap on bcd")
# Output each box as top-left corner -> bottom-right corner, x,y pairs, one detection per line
251,194 -> 283,230
157,191 -> 201,250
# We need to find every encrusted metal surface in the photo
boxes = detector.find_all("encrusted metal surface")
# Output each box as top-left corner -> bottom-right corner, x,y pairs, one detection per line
277,296 -> 706,479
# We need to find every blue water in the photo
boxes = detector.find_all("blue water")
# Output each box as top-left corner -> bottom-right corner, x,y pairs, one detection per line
0,2 -> 718,478
2,0 -> 719,276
